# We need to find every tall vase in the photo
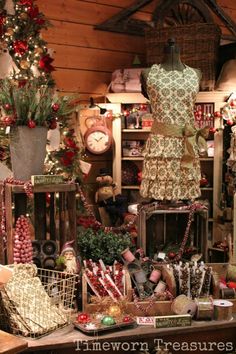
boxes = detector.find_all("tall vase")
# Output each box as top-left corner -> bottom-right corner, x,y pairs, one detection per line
10,126 -> 48,181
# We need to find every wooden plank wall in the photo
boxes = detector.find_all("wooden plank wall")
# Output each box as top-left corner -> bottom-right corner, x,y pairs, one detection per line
34,0 -> 236,205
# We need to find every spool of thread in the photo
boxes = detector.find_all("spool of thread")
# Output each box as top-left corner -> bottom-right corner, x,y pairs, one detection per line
121,248 -> 135,263
213,300 -> 233,321
171,295 -> 197,317
220,288 -> 236,299
133,269 -> 147,284
154,280 -> 166,294
149,269 -> 162,283
195,297 -> 214,321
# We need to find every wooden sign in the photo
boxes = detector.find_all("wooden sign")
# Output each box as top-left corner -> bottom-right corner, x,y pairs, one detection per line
154,314 -> 192,328
31,175 -> 64,186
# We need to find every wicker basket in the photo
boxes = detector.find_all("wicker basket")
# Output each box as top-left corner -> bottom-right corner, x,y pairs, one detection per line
145,23 -> 221,91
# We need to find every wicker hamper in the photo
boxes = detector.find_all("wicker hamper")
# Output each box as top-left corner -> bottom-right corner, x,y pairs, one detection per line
145,23 -> 221,91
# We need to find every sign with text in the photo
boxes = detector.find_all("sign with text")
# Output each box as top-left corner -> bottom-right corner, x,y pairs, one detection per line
194,102 -> 215,129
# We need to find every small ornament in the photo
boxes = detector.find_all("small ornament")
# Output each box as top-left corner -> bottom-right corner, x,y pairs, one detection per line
4,103 -> 11,111
77,313 -> 90,324
85,322 -> 97,330
34,47 -> 43,55
122,315 -> 132,323
52,103 -> 60,112
20,60 -> 30,69
101,315 -> 116,326
27,120 -> 36,128
107,304 -> 122,317
5,27 -> 14,36
2,115 -> 14,126
19,12 -> 28,20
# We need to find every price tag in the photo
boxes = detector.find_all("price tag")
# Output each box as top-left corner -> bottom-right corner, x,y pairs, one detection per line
5,126 -> 10,134
157,252 -> 166,260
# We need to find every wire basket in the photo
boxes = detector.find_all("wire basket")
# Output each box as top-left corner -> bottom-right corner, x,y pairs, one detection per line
0,264 -> 78,338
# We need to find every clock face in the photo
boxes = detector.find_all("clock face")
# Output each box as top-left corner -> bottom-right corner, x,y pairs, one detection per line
85,127 -> 112,154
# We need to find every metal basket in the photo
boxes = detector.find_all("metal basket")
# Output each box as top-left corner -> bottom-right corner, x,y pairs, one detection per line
0,265 -> 78,338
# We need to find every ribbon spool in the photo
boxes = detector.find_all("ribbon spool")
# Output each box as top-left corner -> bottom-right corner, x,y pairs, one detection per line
171,295 -> 197,317
195,297 -> 214,321
213,300 -> 233,321
220,288 -> 236,299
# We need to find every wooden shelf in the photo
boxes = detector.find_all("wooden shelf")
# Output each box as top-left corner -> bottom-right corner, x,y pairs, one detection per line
106,92 -> 148,104
122,157 -> 144,161
122,185 -> 140,190
122,129 -> 150,133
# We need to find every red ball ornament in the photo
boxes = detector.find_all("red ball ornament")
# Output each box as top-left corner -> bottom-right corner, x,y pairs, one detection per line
2,115 -> 14,126
4,103 -> 11,111
123,315 -> 132,323
214,111 -> 221,118
167,251 -> 176,260
230,101 -> 235,107
52,103 -> 60,112
227,119 -> 234,126
77,313 -> 90,324
27,120 -> 36,128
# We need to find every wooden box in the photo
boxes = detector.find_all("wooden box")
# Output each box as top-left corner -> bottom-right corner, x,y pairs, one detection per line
82,263 -> 236,317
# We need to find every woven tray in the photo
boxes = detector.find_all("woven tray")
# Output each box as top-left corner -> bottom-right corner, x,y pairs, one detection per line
145,23 -> 221,91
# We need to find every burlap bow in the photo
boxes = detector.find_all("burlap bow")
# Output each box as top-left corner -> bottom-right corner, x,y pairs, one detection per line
151,121 -> 210,168
181,123 -> 210,168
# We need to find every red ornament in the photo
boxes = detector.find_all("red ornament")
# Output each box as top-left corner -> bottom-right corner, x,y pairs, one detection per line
230,101 -> 235,107
4,103 -> 11,111
167,251 -> 176,260
2,115 -> 15,126
52,103 -> 60,112
77,313 -> 90,324
39,54 -> 54,72
214,111 -> 221,118
27,120 -> 36,128
227,119 -> 234,126
13,40 -> 28,55
123,315 -> 132,323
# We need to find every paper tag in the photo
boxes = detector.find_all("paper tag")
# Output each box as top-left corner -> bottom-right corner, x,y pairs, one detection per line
157,252 -> 166,260
136,317 -> 154,326
79,160 -> 92,175
5,126 -> 10,134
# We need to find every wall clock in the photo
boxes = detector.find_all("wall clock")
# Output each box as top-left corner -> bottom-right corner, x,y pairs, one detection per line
84,117 -> 113,154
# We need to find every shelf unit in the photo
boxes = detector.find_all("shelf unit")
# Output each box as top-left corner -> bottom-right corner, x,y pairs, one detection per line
110,91 -> 229,246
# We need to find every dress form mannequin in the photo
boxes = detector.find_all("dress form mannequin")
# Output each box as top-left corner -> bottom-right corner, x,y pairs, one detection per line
141,38 -> 201,99
139,38 -> 203,202
161,38 -> 185,72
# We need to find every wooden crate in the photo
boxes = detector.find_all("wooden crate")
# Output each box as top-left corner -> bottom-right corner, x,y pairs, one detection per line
82,263 -> 236,316
3,183 -> 77,264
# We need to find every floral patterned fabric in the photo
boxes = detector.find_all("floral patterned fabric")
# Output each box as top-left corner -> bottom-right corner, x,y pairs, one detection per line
140,64 -> 201,200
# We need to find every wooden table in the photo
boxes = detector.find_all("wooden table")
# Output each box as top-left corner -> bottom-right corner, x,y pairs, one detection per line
0,330 -> 28,354
23,316 -> 236,354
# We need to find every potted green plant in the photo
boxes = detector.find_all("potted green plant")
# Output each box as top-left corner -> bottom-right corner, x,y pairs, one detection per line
77,227 -> 134,265
0,79 -> 78,180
